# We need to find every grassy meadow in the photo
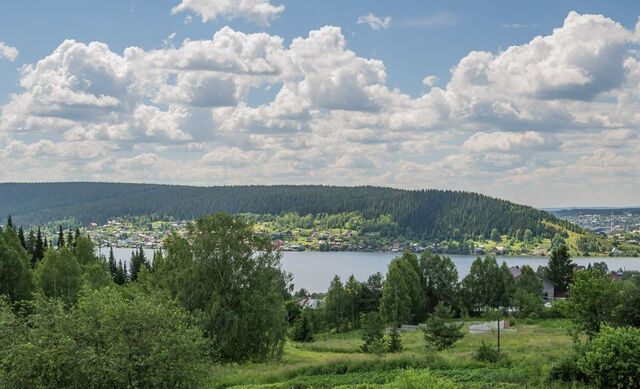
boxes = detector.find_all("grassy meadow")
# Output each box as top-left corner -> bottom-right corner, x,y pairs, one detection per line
205,319 -> 587,388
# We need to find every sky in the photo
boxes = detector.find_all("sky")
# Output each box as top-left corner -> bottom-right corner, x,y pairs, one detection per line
0,0 -> 639,208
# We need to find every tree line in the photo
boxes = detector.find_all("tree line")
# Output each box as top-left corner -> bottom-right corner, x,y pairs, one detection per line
0,183 -> 578,240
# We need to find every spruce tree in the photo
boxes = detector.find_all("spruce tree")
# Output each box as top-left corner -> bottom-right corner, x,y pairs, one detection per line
26,229 -> 36,256
17,227 -> 26,250
67,229 -> 75,248
57,225 -> 65,249
108,246 -> 118,280
6,215 -> 13,231
388,326 -> 403,353
545,245 -> 573,294
34,227 -> 44,264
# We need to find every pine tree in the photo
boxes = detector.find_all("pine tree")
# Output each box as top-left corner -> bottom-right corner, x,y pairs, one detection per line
388,326 -> 403,353
34,227 -> 45,265
129,247 -> 149,282
17,227 -> 26,250
108,246 -> 118,280
6,215 -> 13,231
361,311 -> 386,354
324,275 -> 347,332
66,229 -> 74,248
545,245 -> 573,294
57,225 -> 65,249
26,229 -> 36,258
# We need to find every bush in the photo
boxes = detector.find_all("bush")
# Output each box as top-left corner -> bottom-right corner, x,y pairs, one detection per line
578,326 -> 640,388
548,352 -> 587,384
0,288 -> 207,388
474,341 -> 500,363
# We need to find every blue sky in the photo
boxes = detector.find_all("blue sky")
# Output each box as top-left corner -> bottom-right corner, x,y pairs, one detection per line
0,1 -> 639,207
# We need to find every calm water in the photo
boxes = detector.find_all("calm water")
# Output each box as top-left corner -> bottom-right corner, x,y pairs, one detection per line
101,247 -> 640,293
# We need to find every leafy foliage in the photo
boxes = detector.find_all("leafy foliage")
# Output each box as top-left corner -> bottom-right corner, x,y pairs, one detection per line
153,213 -> 288,362
578,326 -> 640,388
0,288 -> 207,388
566,269 -> 620,336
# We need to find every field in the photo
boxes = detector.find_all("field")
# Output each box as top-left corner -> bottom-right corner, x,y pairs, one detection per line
205,319 -> 586,388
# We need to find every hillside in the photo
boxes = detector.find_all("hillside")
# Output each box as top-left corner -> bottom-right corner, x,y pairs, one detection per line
0,182 -> 574,241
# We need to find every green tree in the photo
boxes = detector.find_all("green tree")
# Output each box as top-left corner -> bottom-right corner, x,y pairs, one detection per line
290,310 -> 313,342
361,272 -> 384,313
34,248 -> 83,305
422,303 -> 464,351
325,275 -> 347,332
33,227 -> 44,264
108,246 -> 117,280
461,255 -> 512,311
0,228 -> 34,302
551,233 -> 566,250
524,229 -> 534,244
57,225 -> 65,249
154,213 -> 288,362
419,252 -> 459,314
129,247 -> 149,282
345,274 -> 362,329
388,326 -> 403,353
614,280 -> 640,327
361,311 -> 386,354
490,228 -> 501,242
545,245 -> 574,295
566,270 -> 620,337
380,259 -> 413,326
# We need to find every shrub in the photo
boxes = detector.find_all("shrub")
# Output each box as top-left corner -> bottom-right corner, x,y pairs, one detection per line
548,352 -> 587,384
578,326 -> 640,388
474,341 -> 500,363
0,288 -> 207,388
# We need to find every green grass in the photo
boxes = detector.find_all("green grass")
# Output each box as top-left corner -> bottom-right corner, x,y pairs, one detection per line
203,321 -> 583,388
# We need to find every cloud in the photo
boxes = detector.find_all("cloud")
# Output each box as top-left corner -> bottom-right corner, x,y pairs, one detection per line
463,131 -> 558,153
171,0 -> 284,26
0,41 -> 19,61
1,12 -> 639,206
357,13 -> 391,31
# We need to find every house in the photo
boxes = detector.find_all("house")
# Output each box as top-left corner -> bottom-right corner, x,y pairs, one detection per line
509,266 -> 555,301
298,297 -> 321,310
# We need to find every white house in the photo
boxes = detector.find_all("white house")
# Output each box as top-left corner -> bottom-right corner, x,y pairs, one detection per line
509,266 -> 555,301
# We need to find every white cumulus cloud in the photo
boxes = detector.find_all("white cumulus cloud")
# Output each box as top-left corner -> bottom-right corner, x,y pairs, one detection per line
171,0 -> 285,26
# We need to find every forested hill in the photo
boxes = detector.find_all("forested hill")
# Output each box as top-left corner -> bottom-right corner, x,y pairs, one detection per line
0,182 -> 571,239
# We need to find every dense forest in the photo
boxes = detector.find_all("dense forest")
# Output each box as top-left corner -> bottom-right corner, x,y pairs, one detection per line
0,183 -> 576,239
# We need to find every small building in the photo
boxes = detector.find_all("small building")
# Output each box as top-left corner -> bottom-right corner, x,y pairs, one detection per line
299,297 -> 321,310
509,266 -> 555,301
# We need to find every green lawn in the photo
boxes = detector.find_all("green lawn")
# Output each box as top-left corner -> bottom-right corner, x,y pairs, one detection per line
204,320 -> 586,388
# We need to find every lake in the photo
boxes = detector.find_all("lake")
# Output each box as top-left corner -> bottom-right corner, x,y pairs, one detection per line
101,247 -> 640,292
